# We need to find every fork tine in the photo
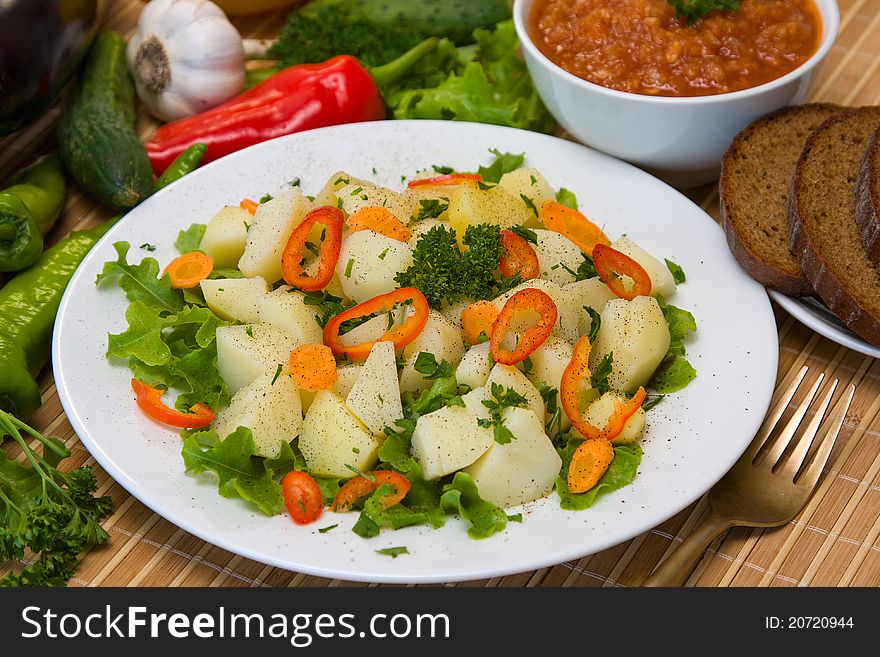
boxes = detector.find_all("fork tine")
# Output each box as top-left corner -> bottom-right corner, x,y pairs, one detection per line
743,365 -> 809,462
796,383 -> 855,487
761,372 -> 824,465
775,378 -> 837,477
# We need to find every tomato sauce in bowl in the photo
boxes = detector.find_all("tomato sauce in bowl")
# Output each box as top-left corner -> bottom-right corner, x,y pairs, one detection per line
528,0 -> 822,97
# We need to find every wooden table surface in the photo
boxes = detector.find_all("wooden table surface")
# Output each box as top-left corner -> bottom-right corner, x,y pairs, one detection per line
2,0 -> 880,587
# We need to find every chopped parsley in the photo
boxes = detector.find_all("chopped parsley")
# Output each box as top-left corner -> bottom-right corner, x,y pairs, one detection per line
334,176 -> 349,186
350,186 -> 364,196
415,198 -> 449,221
642,394 -> 665,411
478,383 -> 528,444
344,258 -> 354,278
318,524 -> 338,533
478,149 -> 524,183
665,258 -> 686,284
376,546 -> 409,558
575,253 -> 599,280
302,289 -> 354,328
432,164 -> 454,174
289,178 -> 301,187
413,352 -> 455,380
271,363 -> 283,385
591,353 -> 614,394
245,325 -> 254,338
585,307 -> 602,343
520,193 -> 538,216
345,464 -> 375,482
555,188 -> 578,210
304,241 -> 321,257
509,225 -> 537,244
536,381 -> 561,437
507,513 -> 523,523
139,243 -> 156,251
259,193 -> 273,204
378,248 -> 389,260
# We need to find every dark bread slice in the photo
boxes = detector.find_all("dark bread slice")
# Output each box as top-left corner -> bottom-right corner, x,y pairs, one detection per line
720,103 -> 841,296
788,107 -> 880,346
855,128 -> 880,264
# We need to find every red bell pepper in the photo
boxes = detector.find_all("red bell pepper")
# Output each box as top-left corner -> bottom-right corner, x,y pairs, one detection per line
145,56 -> 385,175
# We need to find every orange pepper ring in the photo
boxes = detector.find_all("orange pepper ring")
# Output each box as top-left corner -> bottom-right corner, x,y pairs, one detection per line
330,471 -> 411,512
592,243 -> 652,301
323,287 -> 429,361
280,205 -> 344,292
131,379 -> 214,429
407,173 -> 482,188
490,288 -> 557,366
499,229 -> 540,281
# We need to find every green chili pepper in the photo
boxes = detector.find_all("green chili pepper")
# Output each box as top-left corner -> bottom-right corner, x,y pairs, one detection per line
0,144 -> 206,422
0,154 -> 66,272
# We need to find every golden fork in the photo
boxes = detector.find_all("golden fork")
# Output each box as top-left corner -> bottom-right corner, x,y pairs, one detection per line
643,366 -> 855,587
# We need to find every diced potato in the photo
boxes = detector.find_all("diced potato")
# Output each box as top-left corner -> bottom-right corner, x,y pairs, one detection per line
611,235 -> 676,298
200,205 -> 252,268
407,218 -> 447,248
300,363 -> 363,413
497,168 -> 555,208
464,407 -> 562,508
213,370 -> 302,458
493,278 -> 580,344
410,404 -> 494,480
312,171 -> 369,208
200,276 -> 269,323
447,185 -> 531,245
400,311 -> 466,393
238,188 -> 311,283
488,364 -> 546,420
336,230 -> 413,303
532,228 -> 584,286
564,278 -> 617,337
438,297 -> 473,330
346,341 -> 403,435
582,391 -> 646,445
216,323 -> 302,394
257,286 -> 323,345
337,182 -> 416,224
298,390 -> 380,478
338,313 -> 390,348
589,296 -> 671,393
525,336 -> 573,432
456,341 -> 493,390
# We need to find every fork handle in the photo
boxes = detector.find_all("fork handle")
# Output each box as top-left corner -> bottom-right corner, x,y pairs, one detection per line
643,514 -> 732,587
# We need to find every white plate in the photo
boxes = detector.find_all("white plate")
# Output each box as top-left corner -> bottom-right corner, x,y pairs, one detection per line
768,291 -> 880,359
53,121 -> 778,583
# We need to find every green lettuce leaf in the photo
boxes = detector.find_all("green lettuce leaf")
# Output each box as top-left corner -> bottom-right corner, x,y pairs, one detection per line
352,484 -> 446,539
665,258 -> 686,284
181,428 -> 283,516
440,472 -> 507,539
96,241 -> 183,314
651,294 -> 697,393
478,149 -> 525,183
555,437 -> 642,511
175,223 -> 206,254
555,188 -> 578,209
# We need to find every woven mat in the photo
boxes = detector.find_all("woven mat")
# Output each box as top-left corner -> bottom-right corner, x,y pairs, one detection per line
2,0 -> 880,587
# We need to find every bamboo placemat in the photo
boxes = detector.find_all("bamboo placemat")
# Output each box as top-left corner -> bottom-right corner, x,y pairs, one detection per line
2,0 -> 880,587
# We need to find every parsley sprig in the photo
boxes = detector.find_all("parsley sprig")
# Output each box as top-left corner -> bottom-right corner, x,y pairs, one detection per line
478,383 -> 528,444
666,0 -> 740,24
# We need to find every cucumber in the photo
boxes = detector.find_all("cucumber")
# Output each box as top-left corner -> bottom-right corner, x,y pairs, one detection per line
58,31 -> 152,210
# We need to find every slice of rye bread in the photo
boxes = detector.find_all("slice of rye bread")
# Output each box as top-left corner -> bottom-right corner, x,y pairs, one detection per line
720,103 -> 841,296
788,106 -> 880,345
855,127 -> 880,264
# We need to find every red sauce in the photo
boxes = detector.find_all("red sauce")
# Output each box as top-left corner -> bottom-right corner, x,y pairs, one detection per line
528,0 -> 822,97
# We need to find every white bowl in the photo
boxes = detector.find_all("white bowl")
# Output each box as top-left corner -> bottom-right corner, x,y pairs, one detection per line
514,0 -> 840,187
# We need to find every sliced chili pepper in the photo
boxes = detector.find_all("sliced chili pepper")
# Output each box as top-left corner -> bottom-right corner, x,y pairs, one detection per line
281,471 -> 323,524
560,337 -> 648,441
499,229 -> 540,281
131,379 -> 214,429
323,287 -> 429,361
490,288 -> 557,366
330,471 -> 411,512
347,206 -> 411,242
281,206 -> 343,292
539,200 -> 609,256
567,439 -> 615,493
593,243 -> 652,300
461,300 -> 499,345
407,173 -> 482,188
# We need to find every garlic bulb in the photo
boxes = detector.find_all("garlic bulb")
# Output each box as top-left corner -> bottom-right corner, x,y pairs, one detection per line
127,0 -> 245,122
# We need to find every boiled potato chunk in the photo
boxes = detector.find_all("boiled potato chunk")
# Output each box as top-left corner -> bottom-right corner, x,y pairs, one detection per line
257,286 -> 323,345
493,278 -> 580,344
447,185 -> 531,244
611,236 -> 676,298
400,311 -> 466,393
216,323 -> 302,394
525,336 -> 573,432
213,370 -> 302,458
456,341 -> 493,390
463,407 -> 562,508
298,390 -> 380,478
200,205 -> 252,268
589,296 -> 671,393
497,168 -> 555,225
336,230 -> 413,303
346,341 -> 403,435
438,297 -> 473,330
466,364 -> 544,422
410,405 -> 494,480
200,276 -> 269,323
533,228 -> 584,286
337,182 -> 415,224
312,171 -> 369,208
300,363 -> 363,413
238,188 -> 311,283
583,392 -> 646,445
564,278 -> 617,336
